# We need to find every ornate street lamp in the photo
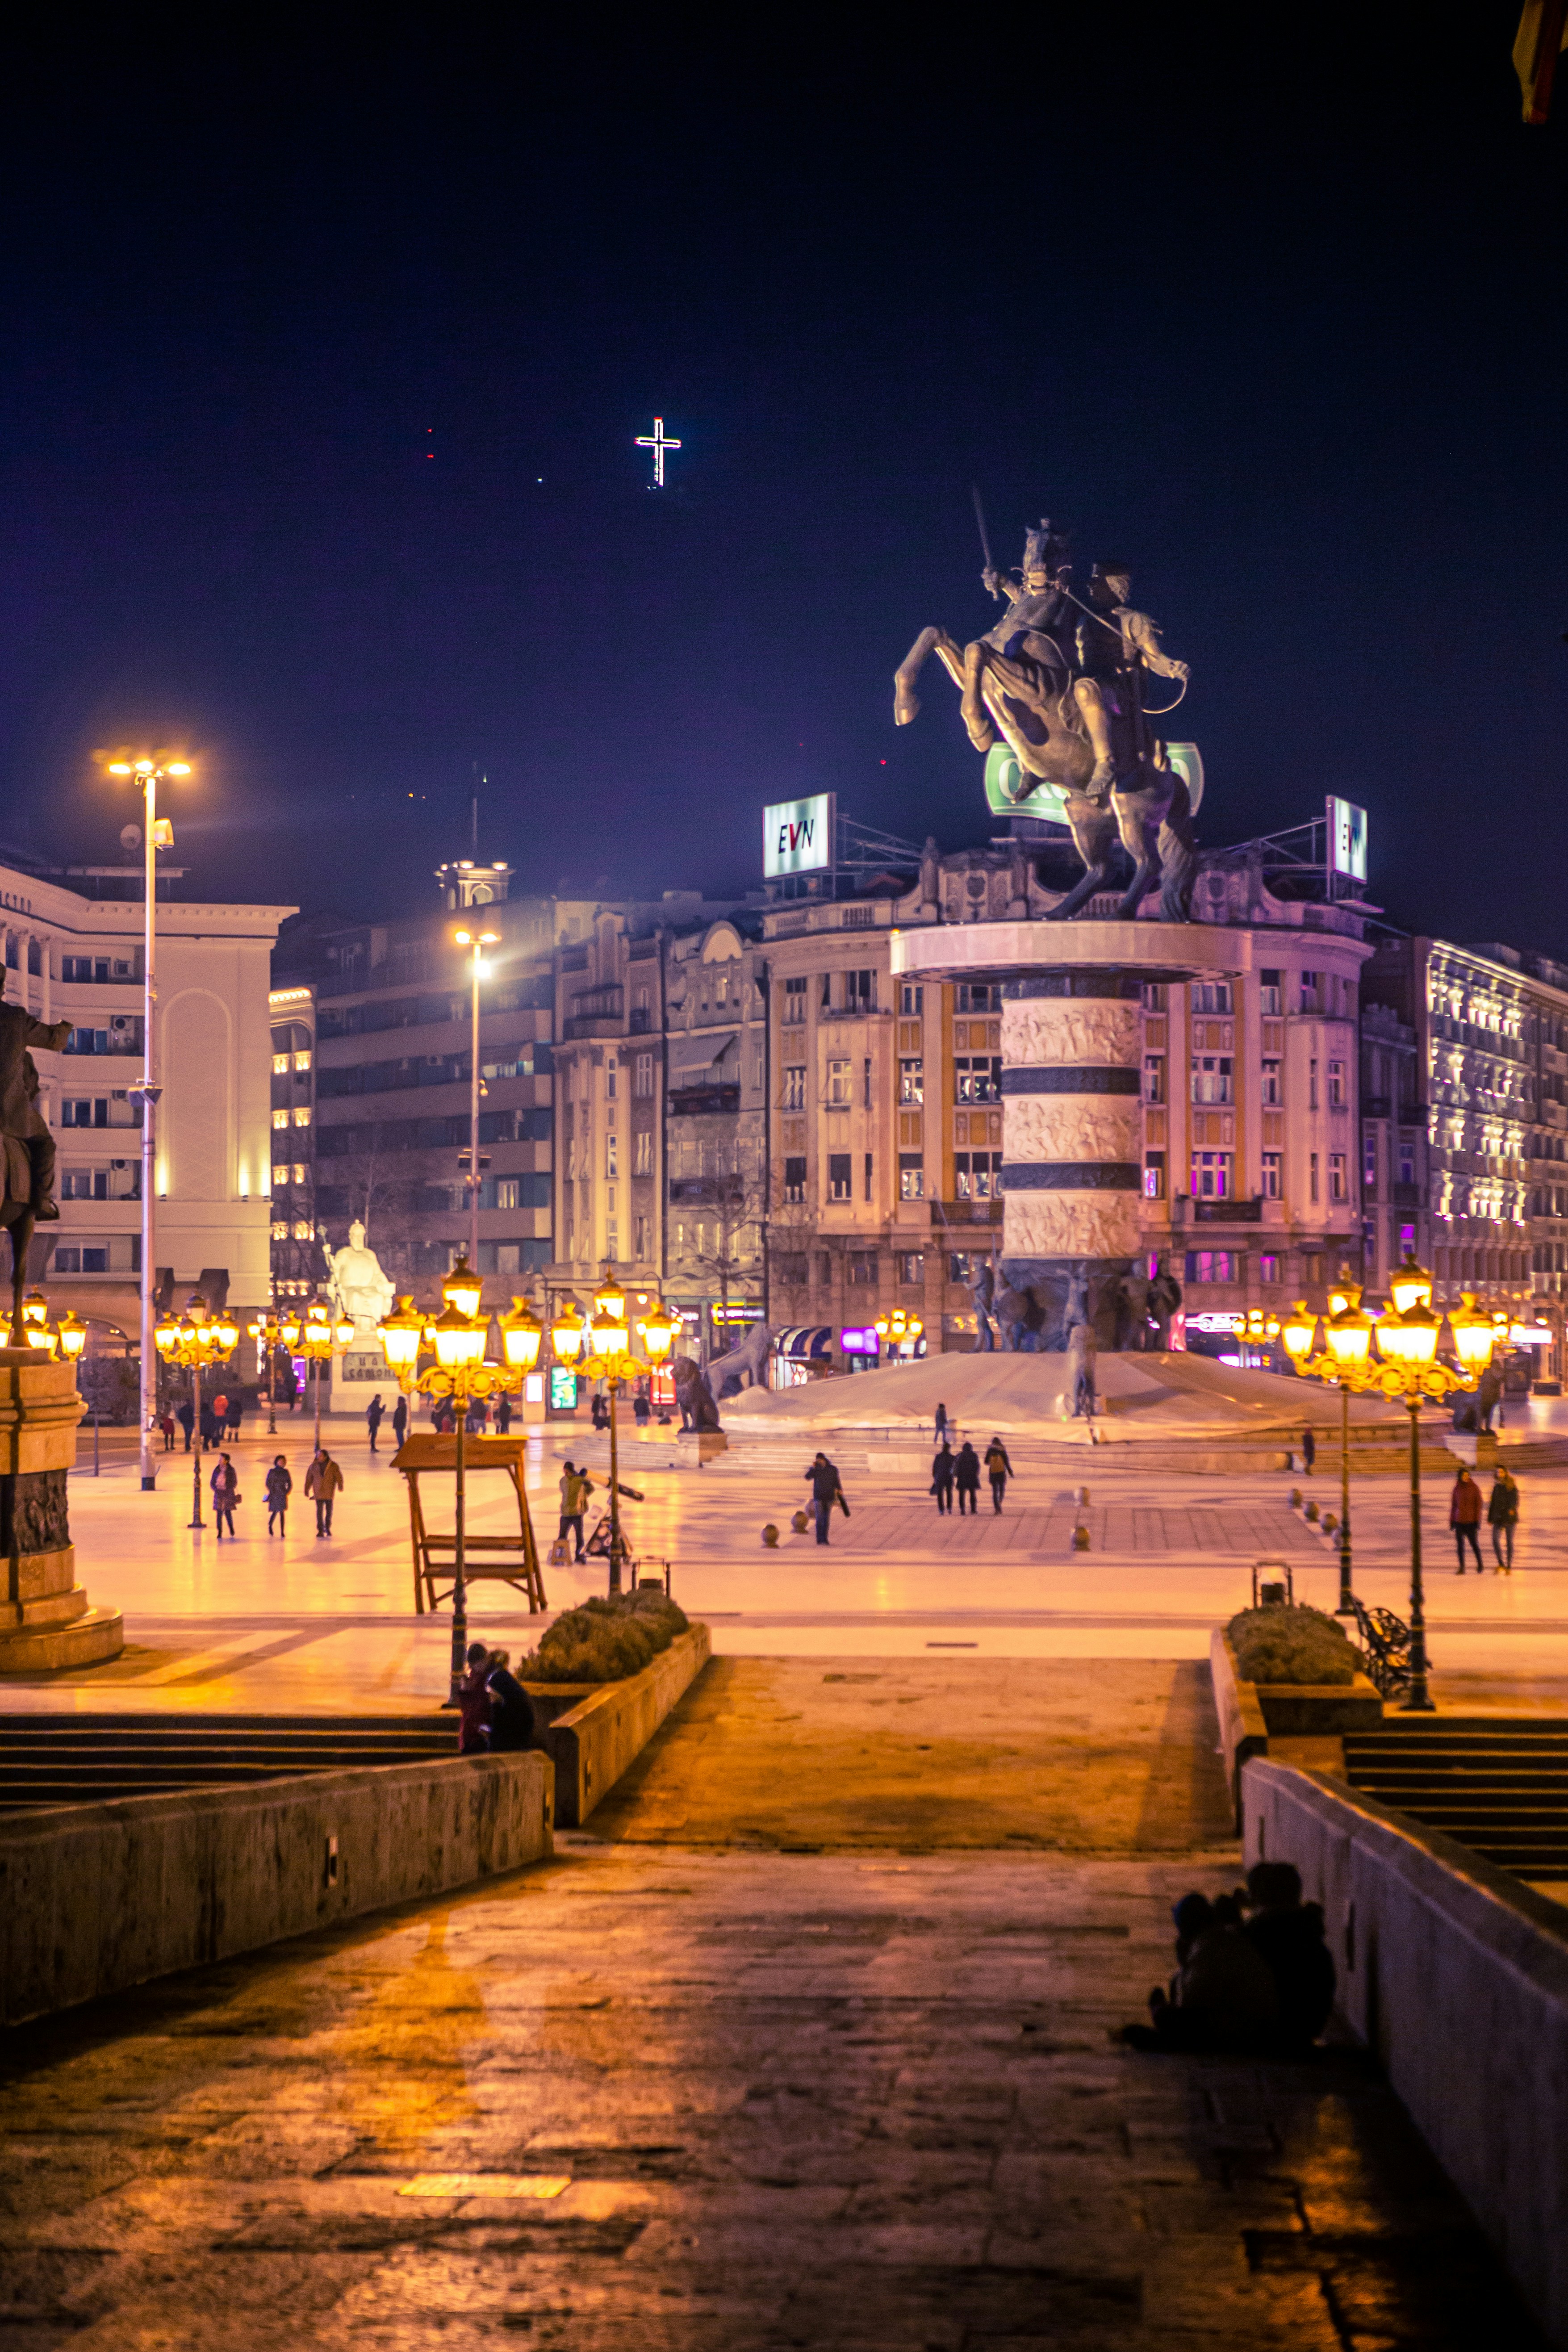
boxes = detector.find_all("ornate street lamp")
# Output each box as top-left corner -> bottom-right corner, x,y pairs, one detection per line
375,1267 -> 542,1706
1290,1253 -> 1496,1710
154,1297 -> 238,1530
874,1306 -> 925,1355
552,1271 -> 676,1591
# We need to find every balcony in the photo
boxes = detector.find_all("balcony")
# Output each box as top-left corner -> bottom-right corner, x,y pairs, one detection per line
669,1084 -> 740,1116
934,1197 -> 1004,1225
1362,1096 -> 1392,1119
1193,1196 -> 1263,1223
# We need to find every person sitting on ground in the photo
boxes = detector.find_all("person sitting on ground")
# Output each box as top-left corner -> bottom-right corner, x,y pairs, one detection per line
1241,1862 -> 1335,2051
953,1439 -> 982,1515
478,1646 -> 536,1751
1121,1891 -> 1280,2052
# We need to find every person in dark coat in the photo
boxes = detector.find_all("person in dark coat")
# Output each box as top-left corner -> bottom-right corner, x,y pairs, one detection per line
495,1390 -> 514,1434
264,1455 -> 292,1536
177,1398 -> 195,1451
1488,1469 -> 1520,1572
366,1393 -> 385,1452
209,1452 -> 239,1539
474,1646 -> 535,1751
1451,1466 -> 1484,1572
805,1452 -> 849,1545
953,1440 -> 982,1515
225,1392 -> 243,1438
392,1394 -> 409,1448
984,1436 -> 1013,1512
457,1645 -> 493,1755
931,1440 -> 956,1513
1300,1424 -> 1316,1474
199,1402 -> 219,1451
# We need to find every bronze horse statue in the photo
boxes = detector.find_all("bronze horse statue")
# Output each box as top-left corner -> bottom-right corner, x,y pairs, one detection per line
2,1141 -> 35,1348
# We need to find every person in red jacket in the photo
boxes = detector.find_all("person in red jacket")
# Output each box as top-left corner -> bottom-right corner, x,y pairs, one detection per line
1451,1466 -> 1484,1573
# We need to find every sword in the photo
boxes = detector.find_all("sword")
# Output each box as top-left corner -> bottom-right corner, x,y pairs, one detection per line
971,484 -> 995,579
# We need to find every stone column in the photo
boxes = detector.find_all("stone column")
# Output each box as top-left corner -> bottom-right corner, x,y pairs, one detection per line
1000,971 -> 1145,1347
0,1351 -> 124,1671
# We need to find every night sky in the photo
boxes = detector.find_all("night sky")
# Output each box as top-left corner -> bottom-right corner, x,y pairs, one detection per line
0,13 -> 1563,950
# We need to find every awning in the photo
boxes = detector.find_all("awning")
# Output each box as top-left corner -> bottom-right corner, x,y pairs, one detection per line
775,1325 -> 834,1361
668,1029 -> 738,1079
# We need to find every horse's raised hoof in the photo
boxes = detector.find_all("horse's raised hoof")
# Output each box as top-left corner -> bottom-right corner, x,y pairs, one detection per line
894,687 -> 920,725
32,1198 -> 59,1222
1087,759 -> 1114,794
963,716 -> 996,752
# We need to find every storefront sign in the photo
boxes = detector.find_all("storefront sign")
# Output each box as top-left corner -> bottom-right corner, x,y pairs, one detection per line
839,1327 -> 880,1353
1328,795 -> 1368,882
764,792 -> 834,877
548,1368 -> 578,1410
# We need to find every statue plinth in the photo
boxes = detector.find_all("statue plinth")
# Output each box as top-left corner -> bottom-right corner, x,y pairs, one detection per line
0,1351 -> 124,1672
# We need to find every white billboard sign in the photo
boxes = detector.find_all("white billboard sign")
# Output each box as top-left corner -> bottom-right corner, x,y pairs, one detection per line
1327,796 -> 1368,883
764,792 -> 834,878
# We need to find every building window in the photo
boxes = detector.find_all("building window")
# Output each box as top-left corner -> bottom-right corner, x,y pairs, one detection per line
828,1153 -> 852,1201
273,1109 -> 289,1130
1300,971 -> 1320,1012
272,1051 -> 290,1075
1141,982 -> 1167,1012
863,1058 -> 872,1110
1143,1153 -> 1166,1200
1259,1253 -> 1281,1282
1259,969 -> 1283,1017
1363,1134 -> 1377,1191
1184,1249 -> 1240,1284
897,1251 -> 924,1285
1310,1151 -> 1320,1204
1191,1056 -> 1233,1104
1143,1055 -> 1165,1104
1330,1152 -> 1348,1203
827,1059 -> 851,1106
899,1153 -> 924,1200
636,1216 -> 650,1258
775,1251 -> 808,1287
846,1252 -> 875,1285
899,1057 -> 923,1105
606,1134 -> 618,1178
292,1219 -> 312,1241
1328,1059 -> 1346,1109
634,1053 -> 653,1097
954,983 -> 999,1012
954,1151 -> 1002,1199
294,1049 -> 312,1071
293,1106 -> 311,1127
1398,1143 -> 1416,1186
634,1129 -> 652,1176
53,1247 -> 109,1274
1309,1059 -> 1319,1111
900,983 -> 924,1015
495,1178 -> 520,1209
1190,1150 -> 1233,1199
606,1062 -> 617,1099
271,1218 -> 288,1240
783,1155 -> 807,1203
844,969 -> 874,1013
783,1065 -> 807,1111
783,976 -> 807,1025
954,1056 -> 1001,1103
1262,1151 -> 1282,1199
1262,1059 -> 1282,1105
1192,982 -> 1233,1014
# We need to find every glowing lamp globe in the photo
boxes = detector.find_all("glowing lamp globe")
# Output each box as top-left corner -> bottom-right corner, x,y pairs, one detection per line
278,1309 -> 303,1350
431,1304 -> 484,1371
56,1311 -> 88,1362
1389,1254 -> 1434,1316
1449,1292 -> 1497,1376
332,1313 -> 355,1350
1380,1304 -> 1440,1368
442,1256 -> 484,1321
21,1290 -> 47,1332
594,1272 -> 627,1323
1326,1303 -> 1373,1369
588,1308 -> 627,1365
499,1297 -> 544,1371
1279,1301 -> 1317,1364
154,1310 -> 181,1359
215,1314 -> 239,1353
638,1301 -> 680,1364
551,1299 -> 587,1363
25,1320 -> 57,1356
376,1297 -> 425,1374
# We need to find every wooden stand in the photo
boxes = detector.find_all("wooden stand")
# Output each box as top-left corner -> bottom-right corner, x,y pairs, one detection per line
391,1432 -> 546,1615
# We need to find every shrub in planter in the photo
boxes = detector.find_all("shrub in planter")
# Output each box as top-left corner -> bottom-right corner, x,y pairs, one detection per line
1226,1604 -> 1357,1687
523,1587 -> 690,1685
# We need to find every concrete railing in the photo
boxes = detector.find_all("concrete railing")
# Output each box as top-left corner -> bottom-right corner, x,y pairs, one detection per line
1244,1758 -> 1568,2350
544,1623 -> 711,1826
0,1750 -> 553,2026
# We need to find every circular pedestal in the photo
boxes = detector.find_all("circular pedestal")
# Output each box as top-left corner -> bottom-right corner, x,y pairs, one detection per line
0,1603 -> 124,1672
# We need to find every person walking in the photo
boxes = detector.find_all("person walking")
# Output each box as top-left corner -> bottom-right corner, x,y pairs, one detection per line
1451,1465 -> 1484,1573
199,1400 -> 219,1452
805,1451 -> 849,1545
392,1393 -> 409,1448
934,1400 -> 952,1446
160,1408 -> 176,1453
366,1393 -> 385,1453
177,1398 -> 194,1452
1488,1468 -> 1520,1573
305,1448 -> 344,1539
225,1392 -> 243,1439
931,1440 -> 956,1514
984,1435 -> 1013,1513
265,1455 -> 292,1536
495,1390 -> 513,1435
558,1460 -> 591,1562
953,1440 -> 982,1515
633,1387 -> 650,1427
1300,1424 -> 1317,1475
209,1452 -> 239,1539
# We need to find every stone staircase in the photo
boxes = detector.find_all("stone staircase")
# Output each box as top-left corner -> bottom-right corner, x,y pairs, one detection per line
1340,1719 -> 1568,1881
0,1712 -> 452,1809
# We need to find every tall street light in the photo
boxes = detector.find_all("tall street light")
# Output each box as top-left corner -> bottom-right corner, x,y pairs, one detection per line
376,1264 -> 541,1705
1285,1258 -> 1497,1711
247,1303 -> 304,1435
301,1299 -> 354,1453
453,925 -> 499,1285
154,1296 -> 239,1531
1279,1269 -> 1372,1617
106,753 -> 192,1492
559,1269 -> 679,1591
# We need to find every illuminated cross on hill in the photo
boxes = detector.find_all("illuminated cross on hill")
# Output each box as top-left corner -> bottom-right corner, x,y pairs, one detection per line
635,416 -> 682,486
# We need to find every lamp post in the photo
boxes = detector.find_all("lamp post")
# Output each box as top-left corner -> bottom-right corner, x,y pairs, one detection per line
453,925 -> 499,1280
1280,1272 -> 1371,1617
376,1262 -> 541,1705
299,1301 -> 354,1453
106,753 -> 192,1494
247,1306 -> 302,1435
559,1269 -> 678,1591
874,1306 -> 925,1358
1285,1256 -> 1497,1710
154,1297 -> 239,1531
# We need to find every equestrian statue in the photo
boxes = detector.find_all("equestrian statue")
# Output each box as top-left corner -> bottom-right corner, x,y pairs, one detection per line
894,516 -> 1197,922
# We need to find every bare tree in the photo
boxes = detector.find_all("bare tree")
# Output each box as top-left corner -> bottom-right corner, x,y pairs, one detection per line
316,1123 -> 423,1285
763,1165 -> 820,1325
679,1168 -> 770,1348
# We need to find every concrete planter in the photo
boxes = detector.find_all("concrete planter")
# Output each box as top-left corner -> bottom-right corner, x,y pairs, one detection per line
527,1623 -> 711,1827
1209,1627 -> 1382,1829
